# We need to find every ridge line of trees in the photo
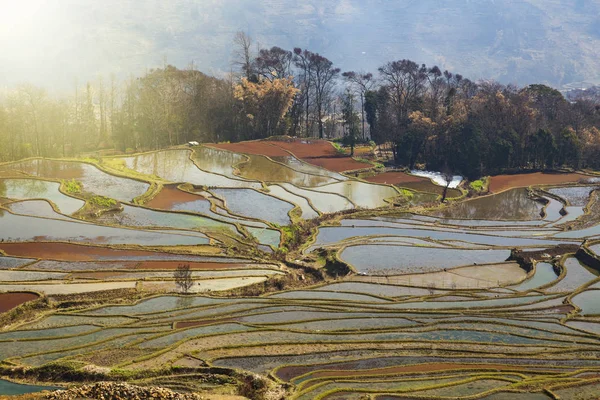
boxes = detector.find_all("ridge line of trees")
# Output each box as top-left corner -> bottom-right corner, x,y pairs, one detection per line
1,32 -> 599,179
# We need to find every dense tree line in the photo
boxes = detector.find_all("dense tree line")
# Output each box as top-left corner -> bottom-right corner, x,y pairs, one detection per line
1,32 -> 599,180
365,72 -> 600,178
0,68 -> 238,159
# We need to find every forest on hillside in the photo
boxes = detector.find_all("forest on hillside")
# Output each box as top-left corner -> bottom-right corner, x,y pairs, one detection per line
1,32 -> 599,179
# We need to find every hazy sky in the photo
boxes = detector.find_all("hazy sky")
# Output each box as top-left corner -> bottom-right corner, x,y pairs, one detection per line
2,0 -> 599,92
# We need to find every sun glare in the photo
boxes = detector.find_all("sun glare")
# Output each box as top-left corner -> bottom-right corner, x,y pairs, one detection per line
0,0 -> 49,32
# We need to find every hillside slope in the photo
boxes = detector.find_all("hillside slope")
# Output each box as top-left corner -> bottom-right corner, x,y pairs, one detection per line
1,0 -> 599,89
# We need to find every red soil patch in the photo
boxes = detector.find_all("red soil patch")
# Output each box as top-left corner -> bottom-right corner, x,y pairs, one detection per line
126,261 -> 252,270
175,318 -> 236,329
208,142 -> 289,157
210,139 -> 370,172
270,140 -> 369,172
0,292 -> 40,313
365,171 -> 429,185
489,172 -> 589,193
302,157 -> 370,173
0,242 -> 181,261
277,362 -> 562,382
146,184 -> 207,210
269,139 -> 338,158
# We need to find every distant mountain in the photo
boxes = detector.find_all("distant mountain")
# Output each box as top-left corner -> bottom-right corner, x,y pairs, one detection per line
2,0 -> 600,91
566,85 -> 600,101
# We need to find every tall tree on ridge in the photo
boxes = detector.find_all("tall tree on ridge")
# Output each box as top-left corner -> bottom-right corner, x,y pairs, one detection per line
342,71 -> 375,140
255,46 -> 294,80
293,48 -> 315,137
233,31 -> 255,81
309,53 -> 340,139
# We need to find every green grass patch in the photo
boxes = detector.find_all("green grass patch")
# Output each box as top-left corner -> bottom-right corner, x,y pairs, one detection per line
63,179 -> 82,194
470,180 -> 485,193
353,157 -> 383,169
398,188 -> 414,200
331,142 -> 344,154
90,196 -> 117,208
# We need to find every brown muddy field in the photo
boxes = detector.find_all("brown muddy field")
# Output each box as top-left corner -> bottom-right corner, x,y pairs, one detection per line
0,242 -> 182,261
489,172 -> 589,193
270,139 -> 338,158
0,292 -> 39,312
271,139 -> 370,172
210,139 -> 369,172
208,142 -> 289,157
145,184 -> 207,210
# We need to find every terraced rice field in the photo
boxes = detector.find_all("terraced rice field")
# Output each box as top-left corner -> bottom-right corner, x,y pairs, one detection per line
2,139 -> 600,398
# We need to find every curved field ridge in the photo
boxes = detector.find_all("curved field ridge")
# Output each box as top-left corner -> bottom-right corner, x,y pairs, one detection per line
0,158 -> 150,202
0,178 -> 85,215
2,143 -> 600,399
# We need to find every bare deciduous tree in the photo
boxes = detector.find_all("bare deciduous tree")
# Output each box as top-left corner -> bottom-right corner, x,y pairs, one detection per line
233,31 -> 254,81
342,71 -> 375,140
174,263 -> 193,294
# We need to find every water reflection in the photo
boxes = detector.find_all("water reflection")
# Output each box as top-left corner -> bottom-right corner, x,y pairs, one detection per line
312,181 -> 399,208
122,150 -> 261,189
237,154 -> 338,187
192,146 -> 247,178
432,188 -> 544,220
212,188 -> 294,226
0,160 -> 148,202
0,179 -> 84,214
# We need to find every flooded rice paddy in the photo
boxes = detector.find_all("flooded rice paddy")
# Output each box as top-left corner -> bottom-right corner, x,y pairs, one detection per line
431,188 -> 546,220
0,178 -> 84,214
2,141 -> 600,398
0,159 -> 149,202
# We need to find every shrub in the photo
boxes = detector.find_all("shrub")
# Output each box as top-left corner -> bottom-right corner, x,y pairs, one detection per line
399,188 -> 414,200
63,179 -> 82,194
470,179 -> 485,193
174,264 -> 194,294
90,196 -> 117,208
331,142 -> 345,155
